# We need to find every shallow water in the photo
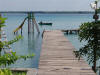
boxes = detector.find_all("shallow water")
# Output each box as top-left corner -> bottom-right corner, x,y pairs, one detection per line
1,13 -> 99,68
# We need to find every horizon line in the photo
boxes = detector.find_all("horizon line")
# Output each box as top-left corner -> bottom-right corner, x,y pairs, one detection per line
0,11 -> 96,14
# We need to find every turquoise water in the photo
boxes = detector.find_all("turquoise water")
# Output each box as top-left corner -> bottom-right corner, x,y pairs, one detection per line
2,13 -> 99,68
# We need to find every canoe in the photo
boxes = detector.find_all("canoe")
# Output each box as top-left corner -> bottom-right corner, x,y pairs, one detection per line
38,22 -> 52,25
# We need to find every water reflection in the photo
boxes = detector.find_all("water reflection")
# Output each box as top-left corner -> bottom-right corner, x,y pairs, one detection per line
27,32 -> 42,68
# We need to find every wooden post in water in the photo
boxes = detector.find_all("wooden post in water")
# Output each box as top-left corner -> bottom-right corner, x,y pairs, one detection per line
27,12 -> 40,34
69,30 -> 72,34
32,14 -> 34,32
28,13 -> 31,33
21,27 -> 23,35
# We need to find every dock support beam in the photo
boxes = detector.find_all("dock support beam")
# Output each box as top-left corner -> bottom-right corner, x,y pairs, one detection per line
21,27 -> 23,35
28,12 -> 40,34
28,13 -> 31,33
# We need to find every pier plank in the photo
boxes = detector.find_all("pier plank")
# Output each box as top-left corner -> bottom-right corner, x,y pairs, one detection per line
38,30 -> 96,75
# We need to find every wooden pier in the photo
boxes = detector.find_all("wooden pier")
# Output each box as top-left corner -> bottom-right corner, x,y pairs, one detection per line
62,29 -> 79,34
38,30 -> 96,75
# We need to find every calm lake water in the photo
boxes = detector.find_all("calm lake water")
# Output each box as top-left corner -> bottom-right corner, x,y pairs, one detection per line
1,13 -> 100,69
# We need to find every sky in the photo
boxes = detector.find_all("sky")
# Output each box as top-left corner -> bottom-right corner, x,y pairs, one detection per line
0,0 -> 100,11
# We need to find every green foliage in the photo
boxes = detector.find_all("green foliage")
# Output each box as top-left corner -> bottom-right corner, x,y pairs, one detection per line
0,42 -> 4,51
0,51 -> 35,66
12,71 -> 26,75
76,2 -> 100,71
79,21 -> 100,41
0,35 -> 34,67
4,35 -> 23,45
75,21 -> 100,63
98,7 -> 100,13
0,35 -> 22,52
0,69 -> 12,75
0,14 -> 35,67
0,17 -> 6,28
0,69 -> 26,75
0,34 -> 35,67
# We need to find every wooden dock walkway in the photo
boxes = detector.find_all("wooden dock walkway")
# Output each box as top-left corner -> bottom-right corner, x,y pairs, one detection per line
38,30 -> 96,75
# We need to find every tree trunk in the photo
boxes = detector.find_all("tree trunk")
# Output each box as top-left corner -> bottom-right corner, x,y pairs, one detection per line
92,26 -> 98,72
92,47 -> 96,72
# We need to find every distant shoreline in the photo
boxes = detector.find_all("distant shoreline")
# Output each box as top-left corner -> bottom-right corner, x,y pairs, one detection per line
0,11 -> 96,14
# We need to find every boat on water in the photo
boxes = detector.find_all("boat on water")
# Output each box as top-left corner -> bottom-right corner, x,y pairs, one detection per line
38,21 -> 52,25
